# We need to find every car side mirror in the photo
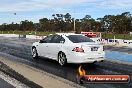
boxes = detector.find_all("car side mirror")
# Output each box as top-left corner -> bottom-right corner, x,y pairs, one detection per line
60,41 -> 65,44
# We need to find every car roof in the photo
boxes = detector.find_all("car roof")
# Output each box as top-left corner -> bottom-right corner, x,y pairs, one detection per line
56,33 -> 83,36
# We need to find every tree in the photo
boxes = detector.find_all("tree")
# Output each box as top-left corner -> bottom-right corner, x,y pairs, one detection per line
39,18 -> 50,31
52,14 -> 65,31
20,20 -> 34,31
97,12 -> 132,34
63,13 -> 72,31
0,23 -> 7,31
0,12 -> 131,34
80,15 -> 97,32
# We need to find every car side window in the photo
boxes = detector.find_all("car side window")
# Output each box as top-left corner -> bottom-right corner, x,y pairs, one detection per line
42,35 -> 53,43
51,35 -> 65,43
59,36 -> 65,43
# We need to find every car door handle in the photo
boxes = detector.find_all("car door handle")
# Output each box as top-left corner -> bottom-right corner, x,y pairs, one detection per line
46,46 -> 48,47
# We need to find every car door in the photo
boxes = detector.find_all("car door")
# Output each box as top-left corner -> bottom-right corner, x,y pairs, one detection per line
47,35 -> 65,60
37,35 -> 53,57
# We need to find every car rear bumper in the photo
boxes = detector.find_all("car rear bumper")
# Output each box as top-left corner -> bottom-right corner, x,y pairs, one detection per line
67,52 -> 105,63
68,57 -> 105,64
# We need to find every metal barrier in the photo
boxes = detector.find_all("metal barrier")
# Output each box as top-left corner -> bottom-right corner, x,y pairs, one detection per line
19,35 -> 26,38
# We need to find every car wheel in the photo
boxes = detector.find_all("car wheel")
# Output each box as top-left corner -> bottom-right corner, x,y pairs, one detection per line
58,52 -> 67,66
32,47 -> 38,59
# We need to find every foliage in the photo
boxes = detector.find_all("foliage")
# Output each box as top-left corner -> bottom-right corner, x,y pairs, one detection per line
0,12 -> 131,34
102,33 -> 132,40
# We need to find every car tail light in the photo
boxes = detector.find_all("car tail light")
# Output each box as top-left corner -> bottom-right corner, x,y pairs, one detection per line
72,47 -> 84,52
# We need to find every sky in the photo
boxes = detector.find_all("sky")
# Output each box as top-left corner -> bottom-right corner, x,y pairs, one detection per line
0,0 -> 132,24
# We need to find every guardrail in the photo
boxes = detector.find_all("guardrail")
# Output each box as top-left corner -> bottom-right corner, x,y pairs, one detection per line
0,34 -> 45,40
98,38 -> 132,47
0,34 -> 131,47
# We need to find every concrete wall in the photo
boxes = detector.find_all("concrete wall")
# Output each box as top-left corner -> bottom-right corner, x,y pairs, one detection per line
0,34 -> 131,47
99,38 -> 132,47
0,34 -> 45,39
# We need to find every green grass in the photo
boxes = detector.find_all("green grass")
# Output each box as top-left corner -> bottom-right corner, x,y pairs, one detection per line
102,33 -> 132,40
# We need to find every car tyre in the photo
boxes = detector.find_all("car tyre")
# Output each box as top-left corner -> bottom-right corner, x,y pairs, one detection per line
58,52 -> 67,66
32,47 -> 38,59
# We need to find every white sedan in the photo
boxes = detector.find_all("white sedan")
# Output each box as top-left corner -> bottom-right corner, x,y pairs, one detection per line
31,33 -> 105,66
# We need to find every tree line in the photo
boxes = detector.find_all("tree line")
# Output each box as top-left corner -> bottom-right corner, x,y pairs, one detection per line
0,12 -> 131,34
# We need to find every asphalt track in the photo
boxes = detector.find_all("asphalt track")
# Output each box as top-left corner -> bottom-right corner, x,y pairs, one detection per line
104,45 -> 132,54
0,37 -> 132,88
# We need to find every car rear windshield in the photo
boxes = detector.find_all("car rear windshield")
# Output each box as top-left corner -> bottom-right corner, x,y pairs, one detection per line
67,35 -> 94,43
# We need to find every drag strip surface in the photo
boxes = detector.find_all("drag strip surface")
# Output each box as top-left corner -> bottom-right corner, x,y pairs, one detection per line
0,38 -> 132,88
105,46 -> 132,54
